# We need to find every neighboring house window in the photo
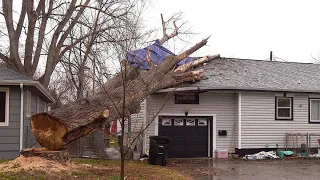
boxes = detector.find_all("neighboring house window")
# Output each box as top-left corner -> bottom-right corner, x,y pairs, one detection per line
36,97 -> 40,114
0,88 -> 9,126
26,90 -> 31,117
175,92 -> 199,104
309,99 -> 320,122
275,97 -> 293,120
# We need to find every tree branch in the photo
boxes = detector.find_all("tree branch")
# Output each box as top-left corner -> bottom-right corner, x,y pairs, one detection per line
15,0 -> 27,39
24,0 -> 37,74
2,0 -> 25,73
32,0 -> 53,74
56,0 -> 90,49
174,54 -> 220,72
159,13 -> 179,44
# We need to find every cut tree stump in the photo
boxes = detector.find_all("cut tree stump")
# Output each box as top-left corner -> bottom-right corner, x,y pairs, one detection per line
20,148 -> 70,163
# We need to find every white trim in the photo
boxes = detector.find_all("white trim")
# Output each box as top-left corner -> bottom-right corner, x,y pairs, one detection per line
0,87 -> 10,127
310,99 -> 320,122
208,119 -> 210,157
154,113 -> 217,158
143,99 -> 147,153
238,92 -> 242,149
19,84 -> 24,150
154,116 -> 159,135
212,116 -> 216,158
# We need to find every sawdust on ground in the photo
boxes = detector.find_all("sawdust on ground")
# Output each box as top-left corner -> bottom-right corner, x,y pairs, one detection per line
0,155 -> 78,173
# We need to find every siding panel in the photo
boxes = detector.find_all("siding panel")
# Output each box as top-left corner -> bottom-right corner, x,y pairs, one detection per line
145,92 -> 238,153
241,92 -> 320,149
0,86 -> 21,159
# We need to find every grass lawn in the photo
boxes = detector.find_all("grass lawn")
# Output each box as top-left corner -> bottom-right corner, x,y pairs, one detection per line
0,158 -> 189,180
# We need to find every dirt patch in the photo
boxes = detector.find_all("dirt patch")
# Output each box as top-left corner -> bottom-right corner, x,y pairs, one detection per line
0,155 -> 77,173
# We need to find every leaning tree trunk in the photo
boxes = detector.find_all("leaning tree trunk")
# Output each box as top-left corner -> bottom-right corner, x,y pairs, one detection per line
31,38 -> 220,150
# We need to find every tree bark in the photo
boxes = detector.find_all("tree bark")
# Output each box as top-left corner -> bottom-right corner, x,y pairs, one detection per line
31,38 -> 220,150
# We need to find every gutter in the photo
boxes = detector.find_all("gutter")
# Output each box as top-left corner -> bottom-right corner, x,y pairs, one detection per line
156,86 -> 320,94
0,80 -> 55,103
19,83 -> 24,151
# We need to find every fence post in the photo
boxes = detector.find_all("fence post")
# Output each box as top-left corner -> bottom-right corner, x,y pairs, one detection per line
285,133 -> 288,150
306,133 -> 309,154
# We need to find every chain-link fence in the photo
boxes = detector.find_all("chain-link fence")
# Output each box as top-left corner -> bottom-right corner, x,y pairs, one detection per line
285,133 -> 320,154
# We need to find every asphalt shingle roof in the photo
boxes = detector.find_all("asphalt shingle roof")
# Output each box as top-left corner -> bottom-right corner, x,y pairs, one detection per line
189,58 -> 320,92
0,66 -> 33,81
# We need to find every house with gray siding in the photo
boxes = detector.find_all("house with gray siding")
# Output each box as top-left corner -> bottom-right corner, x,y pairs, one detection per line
131,58 -> 320,158
0,67 -> 54,160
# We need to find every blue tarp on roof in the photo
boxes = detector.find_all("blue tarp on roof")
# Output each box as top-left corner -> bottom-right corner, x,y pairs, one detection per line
127,39 -> 193,69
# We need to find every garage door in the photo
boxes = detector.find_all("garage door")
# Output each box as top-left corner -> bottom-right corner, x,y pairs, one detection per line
158,116 -> 211,158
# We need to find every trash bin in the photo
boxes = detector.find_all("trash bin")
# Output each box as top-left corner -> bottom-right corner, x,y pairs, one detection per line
148,136 -> 171,166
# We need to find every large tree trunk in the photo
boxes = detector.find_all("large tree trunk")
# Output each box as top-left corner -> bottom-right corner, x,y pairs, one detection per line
31,38 -> 220,150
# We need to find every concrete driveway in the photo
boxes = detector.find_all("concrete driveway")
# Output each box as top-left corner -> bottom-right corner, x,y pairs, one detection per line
167,158 -> 320,180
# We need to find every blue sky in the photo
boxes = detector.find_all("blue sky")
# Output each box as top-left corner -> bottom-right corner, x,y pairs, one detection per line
144,0 -> 320,63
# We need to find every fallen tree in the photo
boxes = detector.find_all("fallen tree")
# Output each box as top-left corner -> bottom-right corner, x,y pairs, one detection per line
31,37 -> 220,151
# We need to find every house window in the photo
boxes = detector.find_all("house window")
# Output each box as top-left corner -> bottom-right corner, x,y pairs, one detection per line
161,119 -> 172,126
198,119 -> 207,126
175,92 -> 199,104
310,99 -> 320,122
186,119 -> 195,126
276,97 -> 293,120
174,119 -> 184,126
0,88 -> 9,126
26,90 -> 31,117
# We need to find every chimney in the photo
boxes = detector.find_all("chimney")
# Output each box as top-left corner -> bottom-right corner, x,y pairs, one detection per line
270,51 -> 273,61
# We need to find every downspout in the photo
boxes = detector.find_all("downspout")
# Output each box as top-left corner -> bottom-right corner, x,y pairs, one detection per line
238,92 -> 242,149
19,83 -> 24,151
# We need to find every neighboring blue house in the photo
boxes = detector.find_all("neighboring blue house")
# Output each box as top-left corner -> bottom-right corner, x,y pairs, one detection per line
0,67 -> 54,160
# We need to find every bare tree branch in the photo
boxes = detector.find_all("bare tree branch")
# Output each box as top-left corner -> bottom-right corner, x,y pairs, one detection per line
159,13 -> 179,44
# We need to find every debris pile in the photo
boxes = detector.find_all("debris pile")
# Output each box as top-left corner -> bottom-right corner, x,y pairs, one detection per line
243,151 -> 279,160
0,155 -> 76,173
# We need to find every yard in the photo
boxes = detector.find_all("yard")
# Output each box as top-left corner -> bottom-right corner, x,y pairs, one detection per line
0,157 -> 189,180
168,158 -> 320,180
3,156 -> 320,180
